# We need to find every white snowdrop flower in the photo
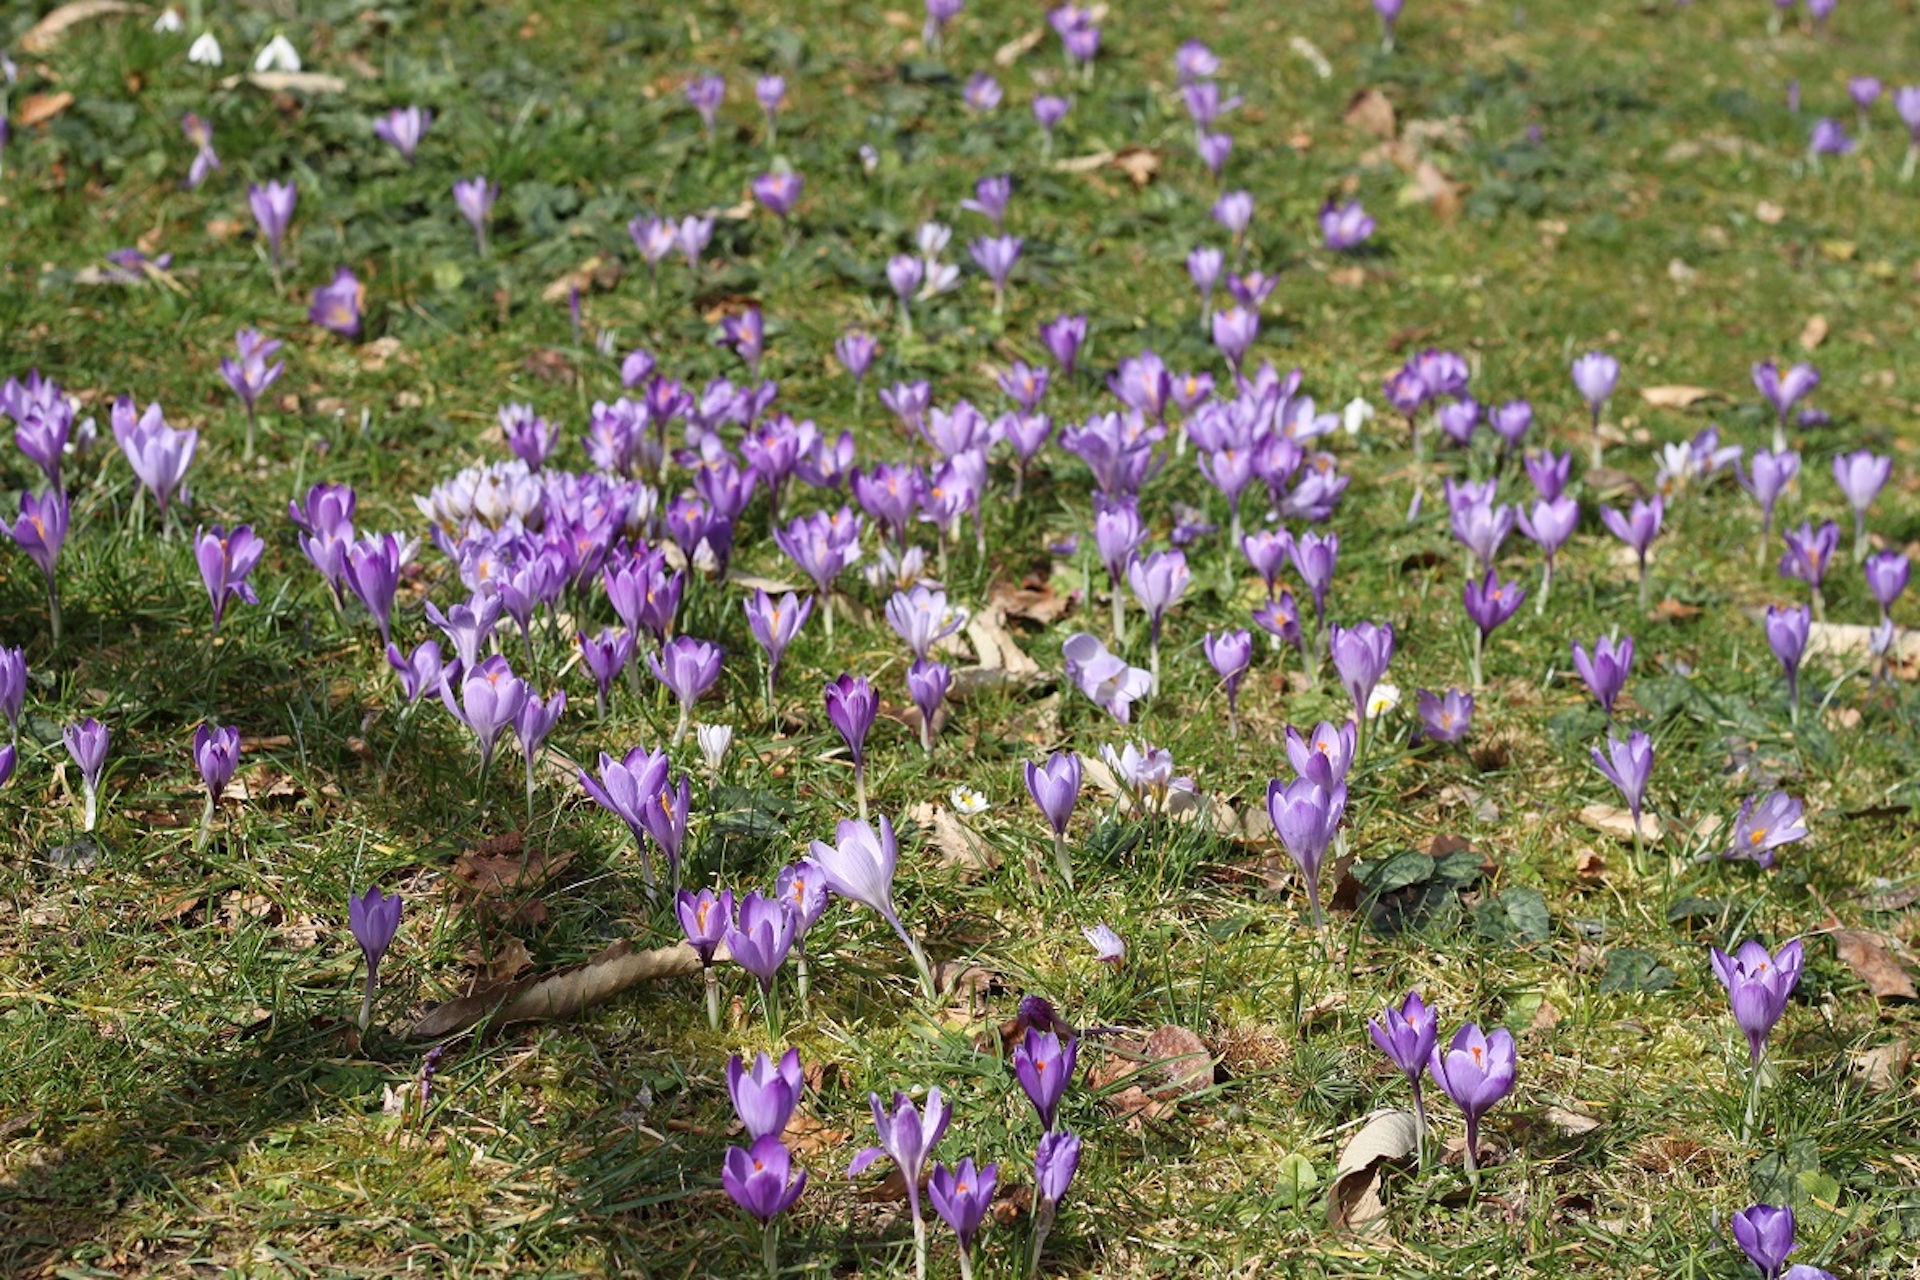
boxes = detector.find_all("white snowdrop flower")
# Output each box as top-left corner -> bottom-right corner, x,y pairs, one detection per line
188,32 -> 223,66
153,8 -> 184,33
253,34 -> 301,73
1342,396 -> 1375,436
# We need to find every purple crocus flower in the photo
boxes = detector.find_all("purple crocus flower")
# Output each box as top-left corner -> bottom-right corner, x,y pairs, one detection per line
1752,361 -> 1819,454
1040,313 -> 1088,375
744,589 -> 812,709
1320,200 -> 1375,251
1763,603 -> 1811,720
1725,791 -> 1808,870
1809,117 -> 1853,158
452,176 -> 498,255
342,532 -> 408,646
1211,306 -> 1259,378
1712,938 -> 1804,1069
963,71 -> 1002,112
348,885 -> 403,1030
886,584 -> 966,662
181,112 -> 219,189
963,174 -> 1012,226
1031,1129 -> 1082,1269
1062,631 -> 1152,724
1591,730 -> 1654,834
64,717 -> 110,830
1865,551 -> 1909,618
1517,495 -> 1578,609
1266,772 -> 1346,930
648,636 -> 722,745
906,658 -> 952,754
373,106 -> 431,164
0,647 -> 26,747
1033,94 -> 1070,142
248,180 -> 296,266
1025,750 -> 1082,887
752,171 -> 803,220
928,1157 -> 997,1267
722,1134 -> 806,1228
1733,1203 -> 1803,1280
1329,621 -> 1395,739
1526,450 -> 1572,502
577,628 -> 636,720
1437,397 -> 1481,447
1427,1023 -> 1516,1174
194,523 -> 264,634
1464,570 -> 1524,687
850,1089 -> 950,1279
4,487 -> 68,641
439,654 -> 528,773
1738,447 -> 1801,557
1128,548 -> 1189,690
969,233 -> 1022,312
1778,521 -> 1840,618
1489,400 -> 1532,449
677,887 -> 733,969
1014,1027 -> 1078,1130
1290,530 -> 1339,625
1571,350 -> 1620,468
512,689 -> 565,820
1832,449 -> 1891,562
1601,494 -> 1664,608
309,268 -> 364,338
685,73 -> 725,138
1375,0 -> 1404,48
1448,484 -> 1514,573
1204,629 -> 1253,736
579,745 -> 667,893
1368,991 -> 1438,1137
1571,633 -> 1634,719
1241,529 -> 1293,597
1188,246 -> 1225,322
836,331 -> 877,387
726,891 -> 797,999
1196,130 -> 1233,179
218,328 -> 285,460
1417,688 -> 1473,744
810,816 -> 935,995
825,674 -> 878,815
755,73 -> 787,139
191,722 -> 240,848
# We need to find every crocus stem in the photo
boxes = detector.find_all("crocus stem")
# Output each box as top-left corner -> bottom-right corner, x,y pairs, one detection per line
1811,586 -> 1826,624
673,706 -> 690,748
1051,830 -> 1075,891
899,928 -> 937,1001
1903,144 -> 1918,183
47,579 -> 61,648
1149,636 -> 1162,697
855,765 -> 869,822
635,835 -> 658,905
195,795 -> 216,853
760,978 -> 782,1041
1110,585 -> 1125,647
1029,1198 -> 1057,1280
958,1248 -> 975,1280
1637,562 -> 1651,612
795,950 -> 810,1012
358,969 -> 377,1032
1411,1079 -> 1428,1168
82,785 -> 97,834
911,1194 -> 929,1280
1463,1115 -> 1480,1180
1854,513 -> 1868,564
763,1223 -> 779,1280
1590,415 -> 1604,471
1535,559 -> 1553,616
823,597 -> 835,651
1306,879 -> 1325,934
1788,675 -> 1800,725
1742,1051 -> 1763,1142
1470,626 -> 1484,691
704,967 -> 721,1031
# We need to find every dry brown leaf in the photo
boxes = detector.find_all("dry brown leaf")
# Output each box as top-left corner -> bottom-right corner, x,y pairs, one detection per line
1848,1039 -> 1911,1092
1329,1110 -> 1417,1231
1831,930 -> 1918,1001
1400,160 -> 1460,221
1755,200 -> 1785,225
483,936 -> 534,985
992,581 -> 1072,627
1804,620 -> 1920,663
20,0 -> 141,53
782,1112 -> 848,1159
540,257 -> 622,304
1540,1106 -> 1602,1136
1327,265 -> 1368,288
1574,847 -> 1607,879
729,572 -> 804,595
906,802 -> 998,876
964,606 -> 1039,676
992,26 -> 1045,66
1578,803 -> 1663,845
1800,314 -> 1830,352
449,842 -> 577,900
1110,147 -> 1161,188
1651,597 -> 1704,622
1530,999 -> 1564,1032
217,71 -> 349,94
1343,88 -> 1397,140
1138,1025 -> 1213,1100
1053,151 -> 1116,175
1639,385 -> 1716,409
408,940 -> 701,1038
19,93 -> 76,128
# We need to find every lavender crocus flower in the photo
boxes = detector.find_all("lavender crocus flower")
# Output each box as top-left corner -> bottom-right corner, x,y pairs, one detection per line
1127,549 -> 1189,692
850,1089 -> 950,1280
1712,936 -> 1804,1137
1188,246 -> 1224,323
0,647 -> 25,747
755,73 -> 786,140
248,180 -> 296,267
1375,0 -> 1404,49
1417,688 -> 1473,744
1526,450 -> 1572,502
1832,449 -> 1891,562
1571,350 -> 1620,468
1427,1023 -> 1516,1175
1211,306 -> 1259,379
1865,551 -> 1909,620
726,891 -> 797,1006
348,885 -> 402,1030
452,176 -> 498,255
722,1134 -> 806,1233
1896,87 -> 1920,175
963,72 -> 1002,112
1591,730 -> 1654,844
1738,447 -> 1801,565
677,885 -> 733,997
1733,1203 -> 1816,1280
192,722 -> 240,849
1014,1027 -> 1078,1131
1572,634 -> 1634,719
753,171 -> 803,221
218,328 -> 284,461
825,674 -> 878,817
648,636 -> 722,746
1033,94 -> 1070,144
686,73 -> 725,139
1030,1129 -> 1082,1274
1778,520 -> 1840,619
373,106 -> 431,164
1368,991 -> 1438,1140
181,112 -> 219,189
1763,603 -> 1811,721
811,816 -> 936,996
886,585 -> 966,662
1463,571 -> 1524,687
1329,622 -> 1395,746
577,628 -> 635,720
928,1157 -> 996,1278
1025,751 -> 1082,887
309,268 -> 364,338
744,590 -> 812,710
1752,361 -> 1819,454
194,523 -> 264,634
64,717 -> 109,831
1196,130 -> 1232,179
512,689 -> 565,822
1320,200 -> 1375,251
1266,772 -> 1346,930
923,0 -> 964,49
439,654 -> 528,776
1517,495 -> 1577,611
1040,313 -> 1088,375
1062,632 -> 1152,724
1725,791 -> 1808,870
1601,494 -> 1664,609
906,659 -> 951,753
5,488 -> 68,641
1204,629 -> 1253,737
1489,400 -> 1532,449
1809,117 -> 1853,161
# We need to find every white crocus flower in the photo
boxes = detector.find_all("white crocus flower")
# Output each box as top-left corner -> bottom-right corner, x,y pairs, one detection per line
1342,396 -> 1375,436
253,34 -> 301,73
188,32 -> 223,66
696,724 -> 733,773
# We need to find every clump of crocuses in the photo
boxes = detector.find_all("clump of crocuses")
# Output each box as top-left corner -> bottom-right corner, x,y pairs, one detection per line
722,1047 -> 808,1280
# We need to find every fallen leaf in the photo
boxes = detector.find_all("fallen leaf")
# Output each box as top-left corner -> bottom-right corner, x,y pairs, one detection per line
1578,803 -> 1663,845
1287,34 -> 1332,79
449,839 -> 578,900
1831,930 -> 1918,1001
1639,385 -> 1716,409
1053,151 -> 1117,175
1343,88 -> 1396,140
782,1112 -> 849,1159
1529,999 -> 1564,1032
540,257 -> 622,305
221,71 -> 349,94
1651,597 -> 1703,622
1110,147 -> 1161,188
1327,265 -> 1367,288
992,581 -> 1072,627
1400,160 -> 1461,221
1803,620 -> 1920,663
1848,1039 -> 1911,1092
483,936 -> 534,985
1540,1105 -> 1602,1137
523,348 -> 573,383
1755,200 -> 1785,225
1328,1110 -> 1417,1231
906,801 -> 998,877
1850,880 -> 1920,912
992,26 -> 1045,66
1137,1025 -> 1214,1100
1574,847 -> 1606,879
408,940 -> 702,1038
1800,314 -> 1829,352
19,93 -> 75,128
19,0 -> 141,53
964,606 -> 1039,676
